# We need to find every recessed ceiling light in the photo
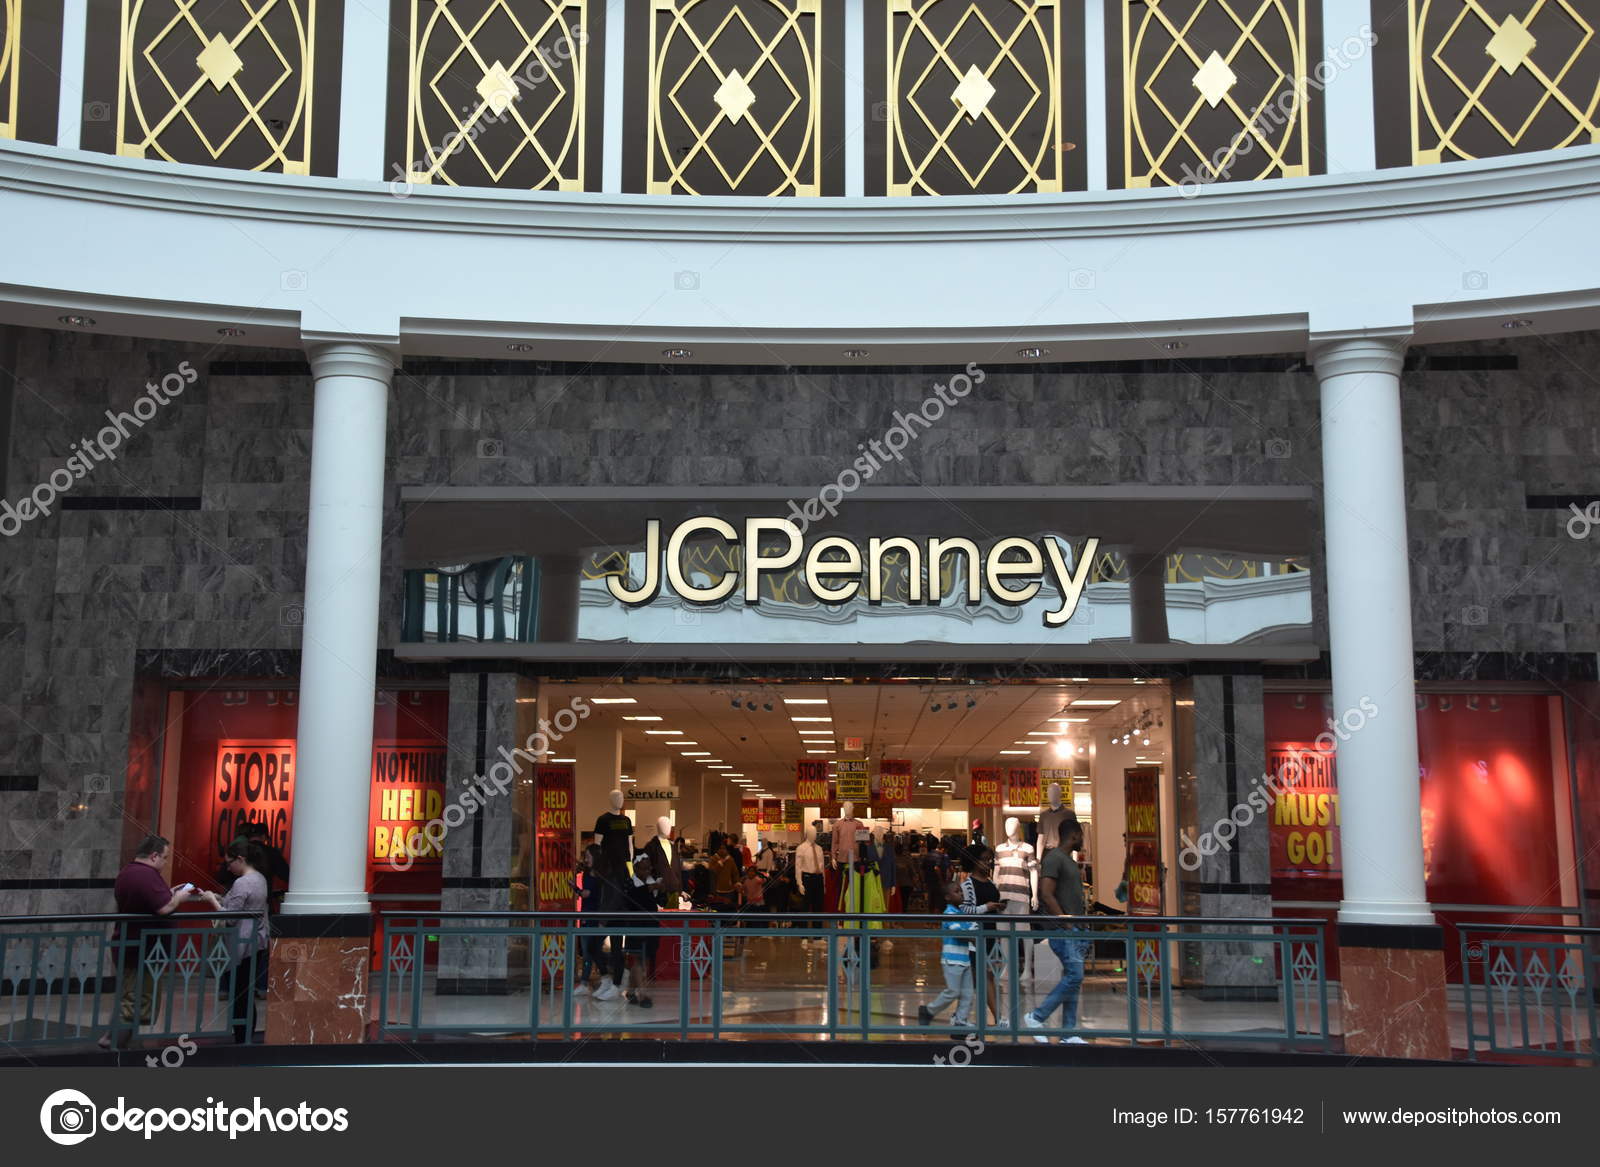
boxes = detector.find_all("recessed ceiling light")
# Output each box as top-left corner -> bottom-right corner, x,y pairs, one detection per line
791,716 -> 832,722
805,749 -> 832,754
1502,319 -> 1532,329
1070,699 -> 1121,707
549,757 -> 575,762
682,751 -> 710,756
708,764 -> 733,769
725,773 -> 744,777
841,349 -> 870,358
1000,749 -> 1033,755
619,777 -> 635,783
702,758 -> 723,763
784,698 -> 829,705
217,327 -> 245,337
644,730 -> 684,735
665,740 -> 697,745
662,348 -> 693,358
58,314 -> 95,327
1017,346 -> 1049,358
622,715 -> 662,721
1050,717 -> 1090,723
590,697 -> 636,704
507,343 -> 534,352
1162,341 -> 1188,350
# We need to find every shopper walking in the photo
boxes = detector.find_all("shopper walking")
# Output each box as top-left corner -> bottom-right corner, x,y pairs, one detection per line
198,841 -> 269,1042
915,882 -> 979,1032
103,835 -> 198,1050
574,845 -> 605,994
1024,822 -> 1091,1044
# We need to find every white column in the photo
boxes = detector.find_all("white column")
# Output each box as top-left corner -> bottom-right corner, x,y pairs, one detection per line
1082,0 -> 1108,191
844,0 -> 864,197
1310,332 -> 1432,927
281,338 -> 395,915
56,0 -> 88,149
1318,0 -> 1378,173
602,0 -> 627,193
338,0 -> 391,179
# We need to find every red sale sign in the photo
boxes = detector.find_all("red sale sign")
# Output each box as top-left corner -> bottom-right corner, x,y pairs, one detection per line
796,759 -> 829,802
879,758 -> 912,803
970,767 -> 1002,807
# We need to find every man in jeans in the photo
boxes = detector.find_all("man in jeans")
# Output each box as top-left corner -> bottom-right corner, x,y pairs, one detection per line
102,834 -> 196,1049
1024,821 -> 1090,1044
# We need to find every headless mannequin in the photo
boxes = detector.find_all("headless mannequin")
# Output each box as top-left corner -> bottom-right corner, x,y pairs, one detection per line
994,816 -> 1040,982
591,789 -> 634,997
643,815 -> 681,904
794,827 -> 826,933
831,801 -> 864,866
1038,781 -> 1078,854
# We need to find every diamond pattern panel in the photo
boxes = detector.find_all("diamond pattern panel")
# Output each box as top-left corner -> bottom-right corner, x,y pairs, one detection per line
1121,0 -> 1311,189
647,0 -> 823,196
404,0 -> 589,191
1409,0 -> 1600,164
115,0 -> 320,173
887,0 -> 1063,195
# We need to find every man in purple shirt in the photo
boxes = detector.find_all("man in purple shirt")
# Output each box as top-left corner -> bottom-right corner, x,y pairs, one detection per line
103,834 -> 196,1049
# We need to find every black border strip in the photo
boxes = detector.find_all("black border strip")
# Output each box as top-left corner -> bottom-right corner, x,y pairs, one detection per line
472,673 -> 487,878
0,878 -> 114,890
0,775 -> 40,791
1222,675 -> 1239,885
271,913 -> 372,939
59,496 -> 202,512
1337,923 -> 1445,951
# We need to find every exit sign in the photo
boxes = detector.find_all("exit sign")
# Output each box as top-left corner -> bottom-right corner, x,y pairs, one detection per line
844,736 -> 863,751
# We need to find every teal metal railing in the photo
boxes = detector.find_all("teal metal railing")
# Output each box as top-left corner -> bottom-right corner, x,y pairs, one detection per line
1460,923 -> 1599,1064
1,913 -> 263,1053
377,911 -> 1331,1049
401,556 -> 538,643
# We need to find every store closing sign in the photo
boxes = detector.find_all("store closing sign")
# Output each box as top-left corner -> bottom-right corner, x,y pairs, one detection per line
212,741 -> 294,859
795,759 -> 829,802
605,518 -> 1099,627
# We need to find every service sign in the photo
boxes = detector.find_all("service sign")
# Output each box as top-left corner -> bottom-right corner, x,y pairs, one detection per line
534,764 -> 576,910
970,767 -> 1002,807
796,759 -> 830,802
212,740 -> 294,860
1007,767 -> 1040,808
625,787 -> 679,801
878,758 -> 912,803
369,743 -> 446,866
834,759 -> 870,802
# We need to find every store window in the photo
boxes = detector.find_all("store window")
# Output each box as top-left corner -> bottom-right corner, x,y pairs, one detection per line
1264,691 -> 1575,977
165,688 -> 449,903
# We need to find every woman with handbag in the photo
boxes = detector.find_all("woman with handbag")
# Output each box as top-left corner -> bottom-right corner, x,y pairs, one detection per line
198,841 -> 270,1043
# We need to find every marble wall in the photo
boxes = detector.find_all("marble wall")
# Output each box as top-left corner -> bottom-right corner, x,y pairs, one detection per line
2,325 -> 1598,919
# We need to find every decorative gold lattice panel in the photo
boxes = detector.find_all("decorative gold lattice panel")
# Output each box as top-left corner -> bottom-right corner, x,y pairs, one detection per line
1121,0 -> 1310,189
885,0 -> 1063,195
404,0 -> 589,190
0,0 -> 19,140
646,0 -> 823,195
1409,0 -> 1600,163
116,0 -> 317,173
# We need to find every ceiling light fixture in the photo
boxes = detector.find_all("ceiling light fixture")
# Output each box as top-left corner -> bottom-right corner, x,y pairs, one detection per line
1000,749 -> 1032,755
1071,699 -> 1121,707
590,697 -> 636,704
58,314 -> 95,327
644,729 -> 684,735
682,751 -> 710,756
662,348 -> 693,358
1502,319 -> 1532,329
841,349 -> 870,358
507,343 -> 534,352
622,715 -> 662,721
1162,341 -> 1188,351
1017,346 -> 1049,358
784,698 -> 829,705
217,327 -> 245,337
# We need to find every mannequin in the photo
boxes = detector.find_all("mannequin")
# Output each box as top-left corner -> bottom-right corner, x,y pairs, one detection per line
830,801 -> 864,866
795,827 -> 826,930
590,789 -> 635,1001
994,817 -> 1040,911
1038,781 -> 1079,854
642,815 -> 682,907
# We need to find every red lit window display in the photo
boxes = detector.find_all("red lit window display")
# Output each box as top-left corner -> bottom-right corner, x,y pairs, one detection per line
168,688 -> 449,901
1265,691 -> 1575,980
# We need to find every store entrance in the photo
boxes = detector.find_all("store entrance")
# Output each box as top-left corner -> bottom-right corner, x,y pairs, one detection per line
529,675 -> 1178,920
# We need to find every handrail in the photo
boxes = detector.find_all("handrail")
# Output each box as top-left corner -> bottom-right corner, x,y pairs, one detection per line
379,910 -> 1329,926
0,912 -> 256,925
1456,922 -> 1600,937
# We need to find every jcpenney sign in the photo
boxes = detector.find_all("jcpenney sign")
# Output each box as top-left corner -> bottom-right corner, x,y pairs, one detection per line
605,518 -> 1099,627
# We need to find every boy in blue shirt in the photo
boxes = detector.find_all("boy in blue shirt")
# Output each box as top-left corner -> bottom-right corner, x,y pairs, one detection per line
916,881 -> 979,1030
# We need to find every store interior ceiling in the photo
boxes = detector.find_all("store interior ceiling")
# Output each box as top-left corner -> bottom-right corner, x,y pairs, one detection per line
541,680 -> 1173,803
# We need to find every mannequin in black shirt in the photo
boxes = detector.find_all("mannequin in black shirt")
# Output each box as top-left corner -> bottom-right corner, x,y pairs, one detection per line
591,790 -> 635,1001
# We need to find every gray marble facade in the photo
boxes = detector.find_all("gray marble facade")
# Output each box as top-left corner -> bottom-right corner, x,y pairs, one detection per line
2,324 -> 1599,919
